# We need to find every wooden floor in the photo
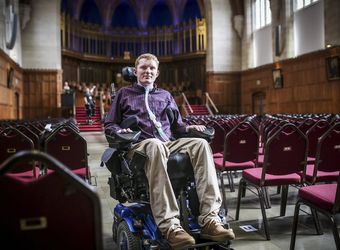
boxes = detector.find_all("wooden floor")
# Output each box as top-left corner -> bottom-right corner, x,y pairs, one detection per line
84,132 -> 339,250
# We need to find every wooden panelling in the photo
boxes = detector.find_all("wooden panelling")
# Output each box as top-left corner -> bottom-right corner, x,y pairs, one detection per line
241,46 -> 340,114
23,69 -> 62,119
206,72 -> 241,114
0,50 -> 24,120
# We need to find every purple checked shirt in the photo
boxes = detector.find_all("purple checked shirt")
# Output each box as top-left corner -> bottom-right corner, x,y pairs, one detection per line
104,83 -> 187,142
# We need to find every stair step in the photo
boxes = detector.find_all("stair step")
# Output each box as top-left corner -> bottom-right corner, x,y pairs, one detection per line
75,107 -> 103,132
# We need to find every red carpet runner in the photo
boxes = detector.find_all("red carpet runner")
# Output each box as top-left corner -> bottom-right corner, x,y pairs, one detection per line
184,104 -> 210,116
75,106 -> 103,132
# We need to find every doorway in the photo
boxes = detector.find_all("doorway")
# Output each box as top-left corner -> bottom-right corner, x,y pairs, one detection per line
252,92 -> 266,115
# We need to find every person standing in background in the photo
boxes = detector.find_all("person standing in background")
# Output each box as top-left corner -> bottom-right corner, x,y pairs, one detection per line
84,85 -> 96,124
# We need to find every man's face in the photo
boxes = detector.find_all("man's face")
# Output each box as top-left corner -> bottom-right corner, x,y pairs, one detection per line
134,58 -> 159,87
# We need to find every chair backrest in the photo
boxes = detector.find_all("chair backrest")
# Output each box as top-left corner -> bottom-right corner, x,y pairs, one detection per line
0,127 -> 35,175
27,123 -> 42,137
306,119 -> 330,158
44,125 -> 88,173
263,119 -> 285,144
315,123 -> 340,173
298,118 -> 316,134
205,120 -> 225,154
16,125 -> 40,150
262,123 -> 307,178
0,151 -> 102,250
224,121 -> 259,163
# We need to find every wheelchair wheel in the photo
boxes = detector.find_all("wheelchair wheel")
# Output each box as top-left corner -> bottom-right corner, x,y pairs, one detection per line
117,221 -> 142,250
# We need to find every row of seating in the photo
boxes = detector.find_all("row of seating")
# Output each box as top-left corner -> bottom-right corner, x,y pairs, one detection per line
0,118 -> 91,183
186,113 -> 340,249
0,151 -> 102,250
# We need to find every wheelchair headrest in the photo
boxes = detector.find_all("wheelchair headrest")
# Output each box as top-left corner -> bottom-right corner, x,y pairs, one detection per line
122,67 -> 137,83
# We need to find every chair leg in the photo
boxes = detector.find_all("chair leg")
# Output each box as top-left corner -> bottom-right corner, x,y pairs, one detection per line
280,185 -> 289,216
310,208 -> 323,235
261,187 -> 271,209
330,215 -> 340,250
219,172 -> 229,214
289,201 -> 301,250
227,172 -> 235,192
258,187 -> 270,240
241,182 -> 246,197
235,178 -> 245,220
277,185 -> 281,194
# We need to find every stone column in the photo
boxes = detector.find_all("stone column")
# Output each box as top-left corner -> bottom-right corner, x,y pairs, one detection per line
204,0 -> 241,114
21,0 -> 62,119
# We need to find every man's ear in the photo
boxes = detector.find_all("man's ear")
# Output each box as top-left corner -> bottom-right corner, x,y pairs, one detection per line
133,68 -> 137,76
156,70 -> 160,77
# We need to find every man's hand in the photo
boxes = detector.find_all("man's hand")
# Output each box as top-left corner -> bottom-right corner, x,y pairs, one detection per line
117,128 -> 133,133
186,125 -> 206,132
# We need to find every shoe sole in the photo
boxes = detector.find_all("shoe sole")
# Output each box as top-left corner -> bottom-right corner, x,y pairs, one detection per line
169,239 -> 195,250
200,233 -> 235,242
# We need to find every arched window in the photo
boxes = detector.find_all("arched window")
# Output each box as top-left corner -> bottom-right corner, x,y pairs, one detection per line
79,0 -> 102,25
293,0 -> 323,56
182,0 -> 202,22
254,0 -> 271,30
252,0 -> 272,67
294,0 -> 320,11
111,3 -> 138,28
147,1 -> 172,28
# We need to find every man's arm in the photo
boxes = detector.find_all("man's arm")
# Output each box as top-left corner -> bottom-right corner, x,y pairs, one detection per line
104,90 -> 123,135
167,95 -> 206,134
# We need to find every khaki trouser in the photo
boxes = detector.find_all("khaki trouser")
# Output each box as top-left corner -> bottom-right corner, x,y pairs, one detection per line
127,137 -> 222,234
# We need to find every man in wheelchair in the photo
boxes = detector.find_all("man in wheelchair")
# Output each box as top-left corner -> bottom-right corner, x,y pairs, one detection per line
104,53 -> 235,249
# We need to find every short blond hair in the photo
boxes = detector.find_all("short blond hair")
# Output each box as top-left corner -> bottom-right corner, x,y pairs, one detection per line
135,53 -> 159,68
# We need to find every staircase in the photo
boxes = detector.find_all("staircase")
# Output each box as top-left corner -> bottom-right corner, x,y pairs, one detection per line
75,106 -> 103,132
184,104 -> 210,116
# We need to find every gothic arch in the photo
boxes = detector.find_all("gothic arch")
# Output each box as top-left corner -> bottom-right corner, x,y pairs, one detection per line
111,2 -> 138,28
147,1 -> 173,28
79,0 -> 102,25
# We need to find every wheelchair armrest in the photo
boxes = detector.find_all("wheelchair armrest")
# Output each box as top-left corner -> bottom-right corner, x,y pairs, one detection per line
181,127 -> 215,142
105,131 -> 141,148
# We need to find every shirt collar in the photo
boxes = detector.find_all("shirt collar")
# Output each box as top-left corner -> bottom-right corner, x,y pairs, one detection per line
135,82 -> 157,92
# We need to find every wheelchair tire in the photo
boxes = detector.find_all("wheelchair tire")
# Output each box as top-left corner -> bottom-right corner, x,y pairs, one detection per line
117,221 -> 142,250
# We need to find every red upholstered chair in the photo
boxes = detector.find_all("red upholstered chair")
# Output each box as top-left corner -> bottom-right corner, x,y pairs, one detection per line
289,128 -> 340,250
44,125 -> 91,183
289,181 -> 340,250
306,123 -> 340,185
235,123 -> 308,240
206,120 -> 226,158
0,150 -> 103,250
305,119 -> 330,164
214,121 -> 259,194
0,127 -> 38,179
303,120 -> 336,183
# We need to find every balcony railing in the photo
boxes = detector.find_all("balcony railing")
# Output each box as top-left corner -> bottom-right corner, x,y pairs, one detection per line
61,14 -> 207,59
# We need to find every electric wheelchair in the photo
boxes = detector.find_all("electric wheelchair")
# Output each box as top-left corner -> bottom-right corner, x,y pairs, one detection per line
101,67 -> 233,250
